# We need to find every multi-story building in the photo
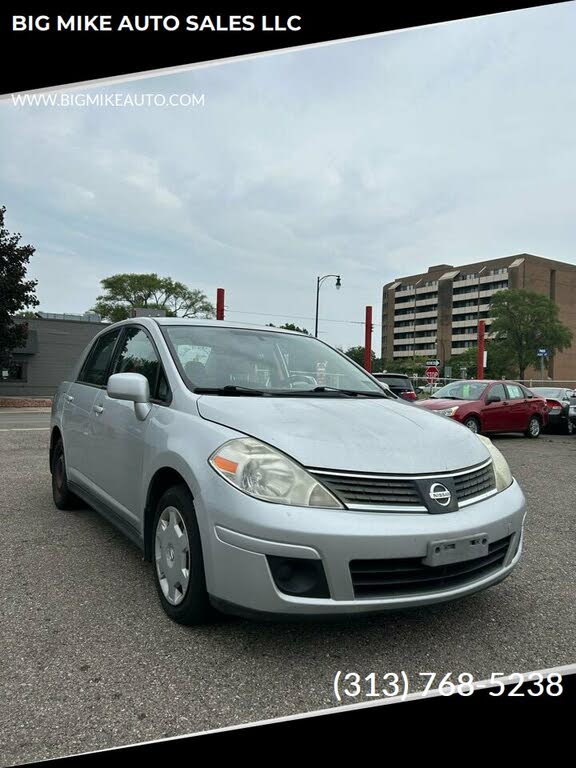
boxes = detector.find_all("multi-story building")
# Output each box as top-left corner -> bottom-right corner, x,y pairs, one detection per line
381,253 -> 576,379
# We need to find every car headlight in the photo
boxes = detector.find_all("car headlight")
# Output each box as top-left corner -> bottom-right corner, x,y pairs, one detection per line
437,406 -> 459,418
209,437 -> 344,508
477,434 -> 513,492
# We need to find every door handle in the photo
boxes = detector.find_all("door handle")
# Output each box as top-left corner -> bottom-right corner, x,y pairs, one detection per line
65,394 -> 74,402
93,405 -> 104,414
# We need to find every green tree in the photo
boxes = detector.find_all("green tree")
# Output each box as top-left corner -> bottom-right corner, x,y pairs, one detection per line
448,342 -> 517,380
92,273 -> 215,322
344,345 -> 377,368
379,356 -> 429,376
0,205 -> 39,366
489,289 -> 573,379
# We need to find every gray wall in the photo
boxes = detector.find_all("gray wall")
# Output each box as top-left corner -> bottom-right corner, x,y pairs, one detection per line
0,318 -> 106,397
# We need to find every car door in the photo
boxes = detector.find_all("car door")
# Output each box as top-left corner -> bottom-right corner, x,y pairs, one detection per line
63,327 -> 123,489
504,383 -> 530,430
88,326 -> 171,530
481,383 -> 508,432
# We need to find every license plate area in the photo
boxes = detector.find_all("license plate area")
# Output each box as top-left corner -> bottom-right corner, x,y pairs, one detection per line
422,533 -> 489,567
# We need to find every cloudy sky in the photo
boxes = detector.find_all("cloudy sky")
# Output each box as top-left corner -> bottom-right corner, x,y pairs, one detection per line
2,3 -> 576,350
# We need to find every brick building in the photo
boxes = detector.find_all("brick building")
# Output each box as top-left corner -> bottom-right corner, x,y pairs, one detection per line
381,254 -> 576,380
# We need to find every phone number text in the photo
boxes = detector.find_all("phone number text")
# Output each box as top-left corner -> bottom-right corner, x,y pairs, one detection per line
333,671 -> 563,701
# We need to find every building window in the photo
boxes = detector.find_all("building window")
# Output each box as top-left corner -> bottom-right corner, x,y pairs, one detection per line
0,360 -> 28,383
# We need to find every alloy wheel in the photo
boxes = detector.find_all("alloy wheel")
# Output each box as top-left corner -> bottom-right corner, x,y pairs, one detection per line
529,418 -> 540,437
155,506 -> 191,606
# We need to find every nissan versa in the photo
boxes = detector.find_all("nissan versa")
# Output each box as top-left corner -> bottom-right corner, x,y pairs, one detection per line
50,319 -> 526,624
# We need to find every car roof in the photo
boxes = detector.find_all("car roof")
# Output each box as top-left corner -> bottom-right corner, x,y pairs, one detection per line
374,372 -> 410,378
153,318 -> 303,334
100,317 -> 307,335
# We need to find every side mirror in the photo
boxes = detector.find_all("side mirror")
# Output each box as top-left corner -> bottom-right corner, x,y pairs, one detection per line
486,395 -> 501,404
107,373 -> 151,420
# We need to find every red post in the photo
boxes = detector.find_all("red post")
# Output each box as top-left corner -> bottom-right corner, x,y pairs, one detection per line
364,305 -> 373,372
216,288 -> 225,320
477,320 -> 485,379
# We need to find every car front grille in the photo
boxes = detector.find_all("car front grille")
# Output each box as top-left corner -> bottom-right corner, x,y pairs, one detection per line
453,463 -> 496,502
350,535 -> 512,598
308,460 -> 496,511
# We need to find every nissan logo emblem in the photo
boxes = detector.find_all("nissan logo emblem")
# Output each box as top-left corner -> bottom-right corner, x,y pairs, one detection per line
429,482 -> 452,506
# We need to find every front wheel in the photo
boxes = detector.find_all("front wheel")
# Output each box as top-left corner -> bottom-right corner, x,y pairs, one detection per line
525,416 -> 541,439
463,416 -> 480,434
153,484 -> 213,626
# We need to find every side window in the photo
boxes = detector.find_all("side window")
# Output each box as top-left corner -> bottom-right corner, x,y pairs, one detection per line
488,383 -> 506,401
78,329 -> 121,386
112,328 -> 169,402
506,384 -> 524,400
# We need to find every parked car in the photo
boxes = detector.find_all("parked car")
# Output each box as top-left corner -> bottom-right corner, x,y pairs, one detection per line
529,387 -> 576,435
420,382 -> 442,396
50,320 -> 526,624
372,372 -> 418,400
416,379 -> 548,438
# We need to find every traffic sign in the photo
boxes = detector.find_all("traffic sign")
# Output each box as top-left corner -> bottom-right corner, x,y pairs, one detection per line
426,359 -> 440,367
425,365 -> 439,384
537,349 -> 548,357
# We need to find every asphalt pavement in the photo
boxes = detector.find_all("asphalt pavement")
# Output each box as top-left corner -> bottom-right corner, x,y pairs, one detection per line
1,424 -> 575,765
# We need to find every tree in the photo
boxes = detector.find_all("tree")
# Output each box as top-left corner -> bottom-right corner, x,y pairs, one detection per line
266,322 -> 310,334
92,273 -> 215,322
0,205 -> 39,366
378,356 -> 429,376
489,289 -> 573,379
448,342 -> 517,380
344,345 -> 377,368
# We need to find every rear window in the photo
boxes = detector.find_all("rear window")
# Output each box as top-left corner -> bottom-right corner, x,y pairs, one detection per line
374,375 -> 413,389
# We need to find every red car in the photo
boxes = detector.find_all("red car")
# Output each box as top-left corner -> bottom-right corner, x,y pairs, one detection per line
416,379 -> 548,438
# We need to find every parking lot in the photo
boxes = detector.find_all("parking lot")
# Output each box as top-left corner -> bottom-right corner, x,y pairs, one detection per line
1,409 -> 575,765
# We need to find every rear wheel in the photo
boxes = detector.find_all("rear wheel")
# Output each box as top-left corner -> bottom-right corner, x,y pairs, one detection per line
463,416 -> 480,434
525,415 -> 541,439
51,439 -> 83,510
565,419 -> 574,435
153,484 -> 213,626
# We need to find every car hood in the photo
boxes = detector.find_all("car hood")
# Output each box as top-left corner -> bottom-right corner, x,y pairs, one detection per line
196,396 -> 489,473
417,398 -> 476,411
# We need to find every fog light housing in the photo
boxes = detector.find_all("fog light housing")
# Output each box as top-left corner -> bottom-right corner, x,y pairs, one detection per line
267,556 -> 330,598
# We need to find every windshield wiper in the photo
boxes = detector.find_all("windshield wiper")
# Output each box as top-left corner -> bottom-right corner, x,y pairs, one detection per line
194,385 -> 270,396
311,386 -> 387,398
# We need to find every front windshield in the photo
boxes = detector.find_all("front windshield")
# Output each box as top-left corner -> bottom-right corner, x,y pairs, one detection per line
431,380 -> 488,400
164,326 -> 385,395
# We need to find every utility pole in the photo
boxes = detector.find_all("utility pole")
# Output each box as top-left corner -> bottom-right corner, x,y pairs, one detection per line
216,288 -> 225,320
364,306 -> 373,372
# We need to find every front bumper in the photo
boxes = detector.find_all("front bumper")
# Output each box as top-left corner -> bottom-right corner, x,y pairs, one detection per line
199,477 -> 526,617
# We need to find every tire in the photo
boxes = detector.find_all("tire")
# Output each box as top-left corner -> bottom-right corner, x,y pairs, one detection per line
463,416 -> 481,434
566,419 -> 574,436
153,484 -> 213,626
51,439 -> 83,510
525,415 -> 541,439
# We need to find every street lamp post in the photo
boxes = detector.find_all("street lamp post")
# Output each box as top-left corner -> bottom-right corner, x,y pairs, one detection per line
315,274 -> 341,337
